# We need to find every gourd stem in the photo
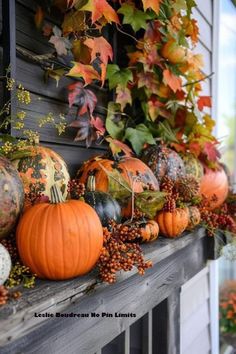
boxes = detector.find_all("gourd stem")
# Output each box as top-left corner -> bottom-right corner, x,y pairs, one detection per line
87,175 -> 96,192
50,185 -> 65,204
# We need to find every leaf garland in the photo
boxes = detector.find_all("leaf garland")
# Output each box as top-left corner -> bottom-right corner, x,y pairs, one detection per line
35,0 -> 220,168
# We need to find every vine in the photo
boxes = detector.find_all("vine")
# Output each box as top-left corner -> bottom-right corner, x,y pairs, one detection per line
34,0 -> 219,167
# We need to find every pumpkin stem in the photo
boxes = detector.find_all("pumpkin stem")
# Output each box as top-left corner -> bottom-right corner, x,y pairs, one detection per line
87,175 -> 96,192
50,185 -> 65,204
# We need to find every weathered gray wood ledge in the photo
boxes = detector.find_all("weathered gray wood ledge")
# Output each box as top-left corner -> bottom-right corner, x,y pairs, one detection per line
0,228 -> 214,354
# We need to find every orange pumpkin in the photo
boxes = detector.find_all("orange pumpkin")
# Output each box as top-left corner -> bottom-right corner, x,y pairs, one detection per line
77,156 -> 159,193
77,156 -> 159,217
16,186 -> 103,280
156,208 -> 189,238
200,168 -> 229,210
186,206 -> 201,230
139,220 -> 159,243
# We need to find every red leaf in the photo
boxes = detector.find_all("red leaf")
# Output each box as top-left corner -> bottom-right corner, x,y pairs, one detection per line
163,69 -> 182,93
203,141 -> 221,162
144,20 -> 162,44
188,141 -> 202,157
197,96 -> 212,111
68,82 -> 97,115
67,62 -> 100,85
171,143 -> 186,153
84,37 -> 113,65
91,116 -> 105,135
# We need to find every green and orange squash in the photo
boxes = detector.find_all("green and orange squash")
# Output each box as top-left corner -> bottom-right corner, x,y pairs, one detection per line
0,157 -> 24,240
12,145 -> 70,199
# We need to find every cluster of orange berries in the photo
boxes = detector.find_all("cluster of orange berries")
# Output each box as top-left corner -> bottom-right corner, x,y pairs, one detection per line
98,222 -> 152,284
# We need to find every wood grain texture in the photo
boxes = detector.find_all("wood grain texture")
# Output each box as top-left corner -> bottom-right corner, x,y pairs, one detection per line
0,230 -> 208,353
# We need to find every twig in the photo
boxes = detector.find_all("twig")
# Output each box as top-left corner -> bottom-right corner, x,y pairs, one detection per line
183,72 -> 214,87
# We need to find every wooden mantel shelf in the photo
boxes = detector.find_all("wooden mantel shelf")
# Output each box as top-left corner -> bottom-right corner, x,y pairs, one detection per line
0,228 -> 213,354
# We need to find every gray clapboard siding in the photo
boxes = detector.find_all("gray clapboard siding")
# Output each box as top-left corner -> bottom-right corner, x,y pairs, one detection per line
183,326 -> 211,354
193,8 -> 212,51
181,267 -> 210,323
181,300 -> 210,351
196,0 -> 213,25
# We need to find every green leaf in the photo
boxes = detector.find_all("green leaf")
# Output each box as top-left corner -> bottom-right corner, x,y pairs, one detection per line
118,3 -> 151,32
106,64 -> 133,90
172,0 -> 187,13
135,191 -> 166,219
124,124 -> 155,155
99,164 -> 132,201
186,0 -> 197,17
105,102 -> 125,140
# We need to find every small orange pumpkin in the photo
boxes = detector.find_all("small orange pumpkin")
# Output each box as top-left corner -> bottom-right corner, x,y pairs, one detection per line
200,168 -> 229,210
155,208 -> 189,238
139,220 -> 159,243
16,186 -> 103,280
186,206 -> 201,230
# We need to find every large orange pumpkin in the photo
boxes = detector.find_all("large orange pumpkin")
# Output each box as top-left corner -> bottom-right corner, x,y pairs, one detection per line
200,168 -> 229,210
77,156 -> 159,217
16,186 -> 103,280
155,208 -> 189,238
77,156 -> 159,193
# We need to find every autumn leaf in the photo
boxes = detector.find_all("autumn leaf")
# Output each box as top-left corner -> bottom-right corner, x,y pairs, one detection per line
147,96 -> 166,121
70,117 -> 97,146
197,96 -> 212,111
49,26 -> 72,56
105,102 -> 125,140
106,137 -> 133,157
79,0 -> 120,24
67,62 -> 100,85
124,124 -> 155,155
202,141 -> 221,162
142,0 -> 162,14
118,3 -> 151,32
72,40 -> 91,64
203,114 -> 215,132
116,86 -> 132,111
106,64 -> 133,90
137,72 -> 159,94
68,82 -> 97,115
45,68 -> 67,87
84,37 -> 113,65
35,6 -> 44,29
91,116 -> 105,135
62,9 -> 86,35
135,191 -> 166,219
188,141 -> 202,157
163,69 -> 182,93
